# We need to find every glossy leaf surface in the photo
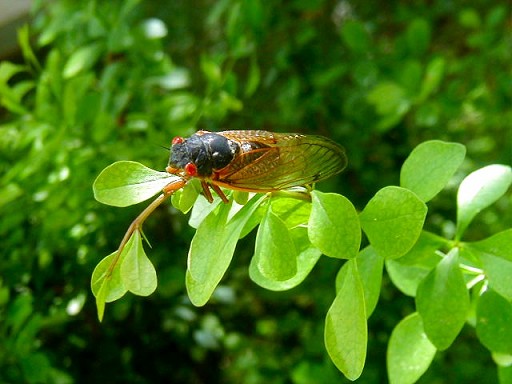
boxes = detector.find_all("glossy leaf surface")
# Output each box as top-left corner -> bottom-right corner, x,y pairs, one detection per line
325,259 -> 367,380
360,186 -> 427,259
93,161 -> 179,207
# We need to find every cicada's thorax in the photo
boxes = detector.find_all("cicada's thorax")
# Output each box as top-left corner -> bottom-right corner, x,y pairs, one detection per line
168,132 -> 240,177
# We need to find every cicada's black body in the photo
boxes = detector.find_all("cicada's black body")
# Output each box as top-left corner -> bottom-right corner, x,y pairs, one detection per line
169,132 -> 239,177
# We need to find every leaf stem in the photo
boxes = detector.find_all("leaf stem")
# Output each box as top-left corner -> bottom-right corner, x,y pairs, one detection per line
106,178 -> 186,278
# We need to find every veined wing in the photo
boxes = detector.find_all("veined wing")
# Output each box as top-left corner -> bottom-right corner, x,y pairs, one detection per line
213,131 -> 347,191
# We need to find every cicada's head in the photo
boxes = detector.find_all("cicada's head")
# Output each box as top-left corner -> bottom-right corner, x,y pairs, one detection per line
168,132 -> 238,178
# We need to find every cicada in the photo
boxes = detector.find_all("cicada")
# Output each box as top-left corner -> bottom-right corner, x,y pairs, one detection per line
165,130 -> 347,203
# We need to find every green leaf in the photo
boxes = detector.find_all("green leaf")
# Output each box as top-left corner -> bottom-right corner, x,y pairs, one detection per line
476,289 -> 512,354
406,18 -> 431,56
171,178 -> 200,213
325,259 -> 367,380
366,82 -> 411,131
188,195 -> 224,228
353,246 -> 384,317
308,191 -> 361,259
466,230 -> 512,300
200,56 -> 222,86
250,227 -> 321,291
400,140 -> 466,202
188,202 -> 232,282
120,230 -> 157,296
245,54 -> 260,97
470,229 -> 512,261
360,186 -> 427,259
340,20 -> 370,54
387,312 -> 437,384
187,194 -> 266,306
232,190 -> 249,205
336,246 -> 383,318
63,42 -> 104,78
385,231 -> 445,296
91,251 -> 129,321
0,62 -> 30,114
17,25 -> 40,70
499,365 -> 512,383
93,161 -> 179,207
91,251 -> 128,302
416,249 -> 470,350
270,197 -> 312,229
418,57 -> 445,101
0,59 -> 26,83
456,164 -> 512,239
253,206 -> 297,281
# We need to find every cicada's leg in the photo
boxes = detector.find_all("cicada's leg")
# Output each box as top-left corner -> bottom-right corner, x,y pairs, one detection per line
162,178 -> 186,195
210,183 -> 229,204
201,180 -> 214,203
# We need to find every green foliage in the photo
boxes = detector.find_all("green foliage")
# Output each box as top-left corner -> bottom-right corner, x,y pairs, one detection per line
1,0 -> 511,382
90,140 -> 511,381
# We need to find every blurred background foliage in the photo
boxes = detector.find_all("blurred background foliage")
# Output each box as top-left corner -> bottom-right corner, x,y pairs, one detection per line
0,0 -> 510,382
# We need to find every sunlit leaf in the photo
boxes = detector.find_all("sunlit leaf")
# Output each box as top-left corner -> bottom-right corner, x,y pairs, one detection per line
63,42 -> 104,78
386,231 -> 445,296
250,227 -> 321,291
325,259 -> 367,380
91,251 -> 128,302
171,178 -> 200,213
467,229 -> 512,300
400,140 -> 465,202
456,164 -> 512,239
93,161 -> 179,207
188,194 -> 223,229
476,289 -> 512,354
387,312 -> 436,384
340,246 -> 384,318
187,194 -> 266,306
360,186 -> 427,259
253,206 -> 297,281
308,191 -> 360,259
416,249 -> 469,350
120,230 -> 157,296
91,250 -> 129,321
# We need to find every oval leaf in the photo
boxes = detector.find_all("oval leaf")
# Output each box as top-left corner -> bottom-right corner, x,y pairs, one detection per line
308,191 -> 361,259
456,164 -> 512,239
400,140 -> 466,202
93,161 -> 179,207
253,206 -> 297,281
360,186 -> 427,259
250,227 -> 321,291
470,229 -> 512,300
416,249 -> 470,350
387,312 -> 437,384
338,246 -> 384,318
385,231 -> 445,296
187,195 -> 266,306
91,251 -> 128,302
325,259 -> 367,380
120,230 -> 157,296
476,289 -> 512,354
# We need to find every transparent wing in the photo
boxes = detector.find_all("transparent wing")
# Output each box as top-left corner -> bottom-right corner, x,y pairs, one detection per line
213,131 -> 347,191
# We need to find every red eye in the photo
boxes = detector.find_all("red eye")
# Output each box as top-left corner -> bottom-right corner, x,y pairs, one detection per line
172,136 -> 184,145
184,162 -> 198,176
